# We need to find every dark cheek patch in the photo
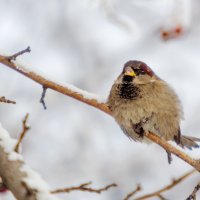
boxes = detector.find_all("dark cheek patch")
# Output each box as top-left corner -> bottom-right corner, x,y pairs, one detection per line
123,75 -> 133,82
118,84 -> 140,100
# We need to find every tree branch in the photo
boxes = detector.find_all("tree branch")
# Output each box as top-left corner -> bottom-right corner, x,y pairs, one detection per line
0,96 -> 16,104
40,86 -> 47,109
0,123 -> 60,200
134,169 -> 196,200
124,184 -> 141,200
6,46 -> 31,61
51,182 -> 117,194
15,113 -> 30,153
0,50 -> 200,172
0,54 -> 110,114
187,182 -> 200,200
147,133 -> 200,171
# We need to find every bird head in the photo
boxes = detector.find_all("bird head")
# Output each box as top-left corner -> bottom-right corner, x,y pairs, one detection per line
110,61 -> 157,101
121,60 -> 156,84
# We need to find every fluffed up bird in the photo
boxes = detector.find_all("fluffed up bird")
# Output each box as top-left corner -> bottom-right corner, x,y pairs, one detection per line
107,60 -> 200,163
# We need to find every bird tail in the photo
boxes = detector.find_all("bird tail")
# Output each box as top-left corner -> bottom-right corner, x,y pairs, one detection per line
167,135 -> 200,164
179,135 -> 200,150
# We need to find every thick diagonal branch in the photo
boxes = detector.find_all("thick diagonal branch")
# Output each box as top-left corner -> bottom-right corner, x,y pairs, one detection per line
0,53 -> 200,171
0,55 -> 110,114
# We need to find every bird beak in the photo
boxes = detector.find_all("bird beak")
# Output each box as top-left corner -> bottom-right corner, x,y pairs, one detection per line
124,68 -> 136,77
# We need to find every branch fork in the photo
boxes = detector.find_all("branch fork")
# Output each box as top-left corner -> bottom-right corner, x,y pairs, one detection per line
51,182 -> 117,194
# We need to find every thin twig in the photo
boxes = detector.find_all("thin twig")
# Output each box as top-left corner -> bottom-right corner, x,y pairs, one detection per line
186,183 -> 200,200
124,184 -> 141,200
14,113 -> 30,153
51,182 -> 117,194
6,46 -> 31,61
0,50 -> 200,171
40,86 -> 47,109
0,96 -> 16,104
134,169 -> 196,200
157,194 -> 166,200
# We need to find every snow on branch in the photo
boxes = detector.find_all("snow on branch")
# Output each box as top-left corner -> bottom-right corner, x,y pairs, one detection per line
0,49 -> 200,173
0,96 -> 16,104
0,123 -> 61,200
0,51 -> 109,114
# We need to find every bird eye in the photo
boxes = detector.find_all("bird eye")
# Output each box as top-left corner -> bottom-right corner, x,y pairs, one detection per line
134,68 -> 145,75
140,70 -> 145,74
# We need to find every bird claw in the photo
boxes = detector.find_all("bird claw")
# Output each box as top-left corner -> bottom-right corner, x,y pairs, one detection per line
166,151 -> 172,164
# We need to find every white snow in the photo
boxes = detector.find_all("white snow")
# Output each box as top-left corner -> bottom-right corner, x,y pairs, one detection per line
60,82 -> 106,103
21,165 -> 60,200
0,123 -> 60,200
162,0 -> 192,29
1,1 -> 200,200
13,60 -> 106,104
12,61 -> 31,74
0,123 -> 23,161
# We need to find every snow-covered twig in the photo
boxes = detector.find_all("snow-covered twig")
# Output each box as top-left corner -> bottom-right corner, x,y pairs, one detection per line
0,96 -> 16,104
0,123 -> 60,200
0,54 -> 110,114
0,51 -> 200,172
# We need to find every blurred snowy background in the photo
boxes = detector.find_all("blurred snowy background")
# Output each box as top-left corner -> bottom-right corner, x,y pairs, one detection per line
0,0 -> 200,199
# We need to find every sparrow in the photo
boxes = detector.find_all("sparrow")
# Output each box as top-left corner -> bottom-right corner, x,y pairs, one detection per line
107,60 -> 199,163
